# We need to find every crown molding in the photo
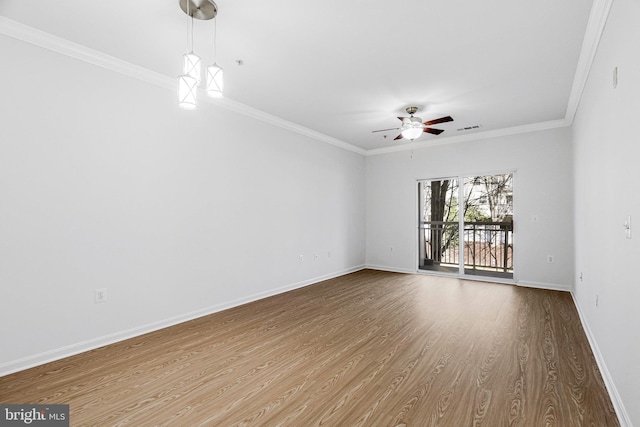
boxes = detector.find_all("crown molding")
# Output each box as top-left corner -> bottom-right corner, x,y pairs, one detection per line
214,98 -> 366,155
368,0 -> 614,157
0,17 -> 174,90
564,0 -> 614,124
0,17 -> 366,156
1,0 -> 613,158
366,119 -> 570,156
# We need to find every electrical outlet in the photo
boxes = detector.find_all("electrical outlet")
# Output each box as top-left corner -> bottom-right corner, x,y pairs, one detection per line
596,294 -> 599,308
579,272 -> 583,282
547,255 -> 554,263
95,288 -> 107,303
299,254 -> 304,263
314,253 -> 318,261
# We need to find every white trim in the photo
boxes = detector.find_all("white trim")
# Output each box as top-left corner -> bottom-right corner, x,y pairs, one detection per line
570,292 -> 632,427
459,274 -> 515,286
0,265 -> 365,377
368,264 -> 630,426
0,17 -> 174,91
415,168 -> 518,184
415,172 -> 517,284
367,264 -> 517,286
564,0 -> 615,123
416,269 -> 460,279
365,264 -> 416,275
0,17 -> 366,156
0,0 -> 614,159
366,119 -> 570,156
364,0 -> 614,157
422,270 -> 517,286
214,97 -> 366,155
457,179 -> 466,275
414,182 -> 421,272
516,280 -> 571,292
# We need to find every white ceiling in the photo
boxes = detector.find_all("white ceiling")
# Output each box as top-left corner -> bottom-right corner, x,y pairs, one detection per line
0,0 -> 595,152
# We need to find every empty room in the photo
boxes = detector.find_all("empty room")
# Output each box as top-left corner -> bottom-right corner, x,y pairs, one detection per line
0,0 -> 638,425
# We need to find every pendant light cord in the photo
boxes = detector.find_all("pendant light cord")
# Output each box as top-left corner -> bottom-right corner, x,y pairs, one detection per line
190,15 -> 195,52
185,1 -> 190,52
185,1 -> 194,53
213,17 -> 217,62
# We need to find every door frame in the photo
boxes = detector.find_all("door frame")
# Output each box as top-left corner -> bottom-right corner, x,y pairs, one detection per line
415,169 -> 517,284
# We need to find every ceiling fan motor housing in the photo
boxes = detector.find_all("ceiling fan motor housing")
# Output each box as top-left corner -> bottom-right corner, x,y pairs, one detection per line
401,116 -> 424,128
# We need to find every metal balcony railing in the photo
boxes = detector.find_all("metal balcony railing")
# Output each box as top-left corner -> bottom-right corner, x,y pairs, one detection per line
419,221 -> 513,273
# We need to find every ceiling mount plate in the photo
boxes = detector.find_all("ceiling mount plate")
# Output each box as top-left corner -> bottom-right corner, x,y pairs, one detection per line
179,0 -> 218,20
405,106 -> 419,115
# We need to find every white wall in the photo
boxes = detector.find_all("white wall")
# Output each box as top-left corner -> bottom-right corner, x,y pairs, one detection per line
3,6 -> 638,422
572,0 -> 640,424
366,127 -> 574,289
0,36 -> 366,373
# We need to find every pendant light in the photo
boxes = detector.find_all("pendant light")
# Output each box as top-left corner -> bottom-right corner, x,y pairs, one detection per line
178,1 -> 200,109
177,0 -> 219,109
183,10 -> 201,84
206,16 -> 223,98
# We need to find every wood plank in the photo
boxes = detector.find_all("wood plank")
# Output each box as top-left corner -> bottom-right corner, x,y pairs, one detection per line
0,270 -> 619,426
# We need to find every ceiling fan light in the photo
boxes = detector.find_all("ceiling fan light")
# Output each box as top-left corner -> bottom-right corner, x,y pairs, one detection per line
401,125 -> 424,140
178,74 -> 198,110
206,63 -> 224,98
183,52 -> 202,84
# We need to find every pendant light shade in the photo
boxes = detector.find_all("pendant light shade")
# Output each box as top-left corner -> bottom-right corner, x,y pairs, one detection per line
178,74 -> 198,110
182,52 -> 202,84
206,63 -> 224,98
206,13 -> 223,98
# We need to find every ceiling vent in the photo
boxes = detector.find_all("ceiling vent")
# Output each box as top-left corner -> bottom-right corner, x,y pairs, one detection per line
457,125 -> 482,131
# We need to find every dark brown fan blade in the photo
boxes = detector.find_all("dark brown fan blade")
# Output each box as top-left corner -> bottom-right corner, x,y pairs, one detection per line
371,127 -> 400,133
394,133 -> 404,140
424,128 -> 445,135
423,116 -> 453,126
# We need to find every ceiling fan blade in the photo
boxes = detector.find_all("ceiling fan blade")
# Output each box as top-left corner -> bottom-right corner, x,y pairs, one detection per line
394,133 -> 404,140
397,116 -> 409,122
423,116 -> 453,126
424,127 -> 445,135
371,127 -> 400,133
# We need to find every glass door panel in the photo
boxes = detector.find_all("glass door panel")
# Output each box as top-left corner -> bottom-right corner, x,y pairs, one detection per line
418,178 -> 460,274
462,174 -> 513,279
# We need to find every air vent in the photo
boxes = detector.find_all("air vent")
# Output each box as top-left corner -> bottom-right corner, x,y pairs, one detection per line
457,125 -> 482,132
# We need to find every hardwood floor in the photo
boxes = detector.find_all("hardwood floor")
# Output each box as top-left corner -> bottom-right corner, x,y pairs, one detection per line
0,270 -> 619,426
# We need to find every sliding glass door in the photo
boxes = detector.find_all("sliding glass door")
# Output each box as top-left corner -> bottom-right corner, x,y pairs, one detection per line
418,177 -> 460,274
418,173 -> 513,279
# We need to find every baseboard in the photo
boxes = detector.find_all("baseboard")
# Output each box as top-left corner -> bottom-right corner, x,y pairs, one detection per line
365,264 -> 416,274
570,292 -> 632,427
0,265 -> 365,377
366,264 -> 516,285
516,280 -> 571,292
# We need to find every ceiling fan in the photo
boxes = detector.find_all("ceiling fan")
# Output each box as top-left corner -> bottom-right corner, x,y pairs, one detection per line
372,106 -> 453,141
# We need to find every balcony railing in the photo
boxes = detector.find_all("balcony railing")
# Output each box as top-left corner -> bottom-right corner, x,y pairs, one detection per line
419,221 -> 513,274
